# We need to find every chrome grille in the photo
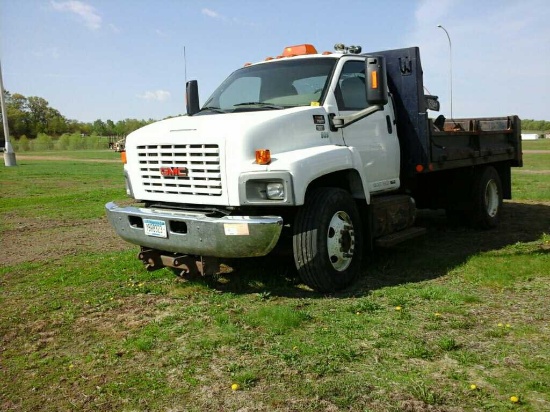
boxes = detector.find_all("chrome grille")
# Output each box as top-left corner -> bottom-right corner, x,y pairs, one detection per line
136,144 -> 222,196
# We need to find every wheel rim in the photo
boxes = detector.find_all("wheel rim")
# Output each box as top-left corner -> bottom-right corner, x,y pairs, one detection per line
326,211 -> 355,272
485,179 -> 499,217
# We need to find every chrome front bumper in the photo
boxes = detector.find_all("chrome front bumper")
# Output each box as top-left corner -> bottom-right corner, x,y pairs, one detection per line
105,202 -> 283,258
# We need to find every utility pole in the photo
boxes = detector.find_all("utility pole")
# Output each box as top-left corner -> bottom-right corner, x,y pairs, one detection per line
437,24 -> 454,120
437,24 -> 453,121
0,59 -> 17,166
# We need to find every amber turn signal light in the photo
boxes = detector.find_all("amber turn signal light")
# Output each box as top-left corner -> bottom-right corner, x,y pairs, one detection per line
255,149 -> 271,165
121,151 -> 127,164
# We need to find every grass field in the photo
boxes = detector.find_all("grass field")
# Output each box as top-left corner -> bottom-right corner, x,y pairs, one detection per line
1,149 -> 549,411
522,138 -> 550,151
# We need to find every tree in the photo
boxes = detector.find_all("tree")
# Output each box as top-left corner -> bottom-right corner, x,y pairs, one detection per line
92,119 -> 107,136
3,92 -> 31,137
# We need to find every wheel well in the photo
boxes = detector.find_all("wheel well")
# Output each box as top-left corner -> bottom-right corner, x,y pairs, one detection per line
306,169 -> 365,199
413,162 -> 513,209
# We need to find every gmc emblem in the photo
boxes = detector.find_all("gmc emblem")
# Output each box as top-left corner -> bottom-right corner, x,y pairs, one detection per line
160,167 -> 188,177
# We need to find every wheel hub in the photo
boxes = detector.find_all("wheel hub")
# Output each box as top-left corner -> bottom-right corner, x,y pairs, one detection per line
485,179 -> 499,217
327,211 -> 355,271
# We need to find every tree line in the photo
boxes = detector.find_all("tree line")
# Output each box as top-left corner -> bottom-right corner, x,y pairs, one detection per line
521,119 -> 550,132
1,90 -> 548,142
0,91 -> 156,140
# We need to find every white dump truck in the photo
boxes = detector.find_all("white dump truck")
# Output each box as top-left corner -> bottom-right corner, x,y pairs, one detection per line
106,43 -> 522,291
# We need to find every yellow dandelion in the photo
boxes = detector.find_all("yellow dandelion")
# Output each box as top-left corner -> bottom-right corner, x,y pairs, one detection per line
470,384 -> 477,390
231,383 -> 240,391
395,306 -> 402,311
510,395 -> 519,403
498,323 -> 504,327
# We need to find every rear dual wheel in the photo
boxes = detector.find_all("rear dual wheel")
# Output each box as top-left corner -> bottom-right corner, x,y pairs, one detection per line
446,166 -> 503,229
472,166 -> 503,229
293,188 -> 363,292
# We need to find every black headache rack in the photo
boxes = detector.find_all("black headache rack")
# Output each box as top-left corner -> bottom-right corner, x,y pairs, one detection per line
366,47 -> 522,177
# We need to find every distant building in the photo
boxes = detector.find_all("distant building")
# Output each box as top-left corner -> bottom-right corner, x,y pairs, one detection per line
521,133 -> 541,140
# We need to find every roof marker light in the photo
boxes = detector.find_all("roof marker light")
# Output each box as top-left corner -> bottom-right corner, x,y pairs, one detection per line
282,44 -> 318,57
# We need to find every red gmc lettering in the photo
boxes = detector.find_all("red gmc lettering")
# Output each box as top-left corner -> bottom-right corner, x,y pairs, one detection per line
160,167 -> 187,177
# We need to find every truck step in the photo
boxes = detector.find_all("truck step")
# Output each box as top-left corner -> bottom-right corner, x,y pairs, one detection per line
375,227 -> 427,248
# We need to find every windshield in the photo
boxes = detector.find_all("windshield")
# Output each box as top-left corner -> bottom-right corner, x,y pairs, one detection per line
202,57 -> 337,113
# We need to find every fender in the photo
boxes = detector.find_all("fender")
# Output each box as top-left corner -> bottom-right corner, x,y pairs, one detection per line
266,144 -> 371,205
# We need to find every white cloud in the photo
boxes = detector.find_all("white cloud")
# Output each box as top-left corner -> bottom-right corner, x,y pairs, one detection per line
201,7 -> 256,27
137,90 -> 171,102
201,8 -> 226,20
51,0 -> 102,30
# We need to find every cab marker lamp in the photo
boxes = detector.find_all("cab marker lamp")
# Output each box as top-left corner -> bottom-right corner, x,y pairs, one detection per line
121,151 -> 127,164
282,44 -> 318,57
255,149 -> 271,165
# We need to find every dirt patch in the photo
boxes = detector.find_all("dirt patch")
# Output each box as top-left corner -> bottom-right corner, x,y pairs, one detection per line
522,150 -> 550,154
0,216 -> 133,267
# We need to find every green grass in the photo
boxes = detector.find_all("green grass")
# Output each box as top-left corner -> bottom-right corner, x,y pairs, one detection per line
512,172 -> 550,201
520,153 -> 550,171
0,159 -> 126,227
16,149 -> 122,160
0,151 -> 549,411
522,138 -> 550,151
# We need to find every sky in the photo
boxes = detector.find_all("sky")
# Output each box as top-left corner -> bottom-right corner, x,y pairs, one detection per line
1,0 -> 549,123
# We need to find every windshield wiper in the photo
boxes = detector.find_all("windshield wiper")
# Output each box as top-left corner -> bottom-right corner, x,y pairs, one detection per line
233,102 -> 285,109
199,106 -> 227,114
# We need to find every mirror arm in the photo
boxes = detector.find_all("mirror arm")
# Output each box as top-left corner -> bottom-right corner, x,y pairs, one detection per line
332,105 -> 384,129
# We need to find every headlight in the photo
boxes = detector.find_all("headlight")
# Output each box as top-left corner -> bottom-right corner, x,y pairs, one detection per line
239,172 -> 294,205
266,182 -> 285,200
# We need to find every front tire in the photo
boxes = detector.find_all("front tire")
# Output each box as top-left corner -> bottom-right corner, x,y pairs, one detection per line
293,188 -> 363,292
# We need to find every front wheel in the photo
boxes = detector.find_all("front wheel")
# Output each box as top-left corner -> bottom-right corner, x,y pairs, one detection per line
471,166 -> 503,229
293,188 -> 363,292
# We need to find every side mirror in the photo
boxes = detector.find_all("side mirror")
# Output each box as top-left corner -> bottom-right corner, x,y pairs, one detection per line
332,56 -> 388,129
425,95 -> 440,111
186,80 -> 200,116
365,56 -> 388,106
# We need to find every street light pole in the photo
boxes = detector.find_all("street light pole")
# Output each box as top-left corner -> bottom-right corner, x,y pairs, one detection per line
0,59 -> 17,166
437,24 -> 453,120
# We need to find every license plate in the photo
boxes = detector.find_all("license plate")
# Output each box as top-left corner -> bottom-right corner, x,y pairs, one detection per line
143,219 -> 167,238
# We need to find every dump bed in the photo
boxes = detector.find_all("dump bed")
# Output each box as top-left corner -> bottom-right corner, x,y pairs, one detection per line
369,47 -> 522,177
